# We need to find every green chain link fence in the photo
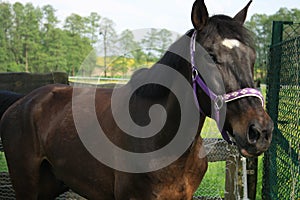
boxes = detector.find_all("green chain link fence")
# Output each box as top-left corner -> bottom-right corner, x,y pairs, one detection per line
264,21 -> 300,200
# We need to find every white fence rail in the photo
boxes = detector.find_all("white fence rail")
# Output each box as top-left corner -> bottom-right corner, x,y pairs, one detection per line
69,76 -> 130,85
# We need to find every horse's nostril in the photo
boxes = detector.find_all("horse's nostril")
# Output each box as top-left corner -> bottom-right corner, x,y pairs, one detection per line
247,124 -> 261,144
263,130 -> 269,141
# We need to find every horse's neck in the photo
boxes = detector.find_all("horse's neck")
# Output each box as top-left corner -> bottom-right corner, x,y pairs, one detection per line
158,45 -> 207,163
127,33 -> 204,154
157,34 -> 191,81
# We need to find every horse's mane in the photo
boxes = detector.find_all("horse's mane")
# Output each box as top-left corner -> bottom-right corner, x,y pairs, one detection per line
129,51 -> 191,99
205,15 -> 255,49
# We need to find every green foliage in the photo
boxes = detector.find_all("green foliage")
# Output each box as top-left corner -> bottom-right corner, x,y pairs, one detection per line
0,153 -> 8,172
2,1 -> 297,80
0,2 -> 179,76
194,161 -> 226,198
245,7 -> 300,83
0,2 -> 14,71
0,2 -> 95,74
139,28 -> 174,61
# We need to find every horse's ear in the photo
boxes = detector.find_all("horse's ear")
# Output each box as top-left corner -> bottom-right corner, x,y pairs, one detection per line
233,0 -> 252,25
191,0 -> 209,30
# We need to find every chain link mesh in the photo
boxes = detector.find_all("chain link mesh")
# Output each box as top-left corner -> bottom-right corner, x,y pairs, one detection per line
264,22 -> 300,200
283,22 -> 300,41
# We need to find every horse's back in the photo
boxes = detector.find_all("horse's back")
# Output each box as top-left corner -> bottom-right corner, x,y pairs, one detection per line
0,84 -> 116,199
1,83 -> 113,157
0,84 -> 72,154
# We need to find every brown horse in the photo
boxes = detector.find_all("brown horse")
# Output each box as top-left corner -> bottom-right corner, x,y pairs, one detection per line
0,0 -> 273,199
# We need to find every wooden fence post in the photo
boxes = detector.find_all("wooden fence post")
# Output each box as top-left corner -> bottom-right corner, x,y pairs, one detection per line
225,155 -> 242,199
0,72 -> 68,93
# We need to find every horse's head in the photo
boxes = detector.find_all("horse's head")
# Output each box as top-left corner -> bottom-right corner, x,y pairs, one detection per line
191,0 -> 273,157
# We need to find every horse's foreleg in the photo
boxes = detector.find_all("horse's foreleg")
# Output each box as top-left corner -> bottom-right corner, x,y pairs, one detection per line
7,156 -> 41,200
37,160 -> 69,200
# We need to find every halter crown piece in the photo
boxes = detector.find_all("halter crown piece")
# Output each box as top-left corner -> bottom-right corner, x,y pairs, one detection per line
190,31 -> 265,145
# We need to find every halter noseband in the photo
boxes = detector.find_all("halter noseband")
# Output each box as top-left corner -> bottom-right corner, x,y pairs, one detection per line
190,31 -> 264,145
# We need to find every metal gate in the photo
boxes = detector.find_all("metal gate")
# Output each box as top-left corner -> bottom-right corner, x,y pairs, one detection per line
264,21 -> 300,200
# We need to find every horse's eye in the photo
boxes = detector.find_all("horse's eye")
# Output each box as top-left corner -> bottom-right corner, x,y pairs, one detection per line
209,54 -> 219,64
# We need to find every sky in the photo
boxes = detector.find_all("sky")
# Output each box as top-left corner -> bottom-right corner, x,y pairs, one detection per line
4,0 -> 300,34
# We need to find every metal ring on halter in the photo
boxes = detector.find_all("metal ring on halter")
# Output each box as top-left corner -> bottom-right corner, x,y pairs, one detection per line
192,68 -> 199,81
214,95 -> 224,110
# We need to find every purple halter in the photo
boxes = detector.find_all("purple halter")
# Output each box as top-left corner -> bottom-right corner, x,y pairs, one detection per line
190,31 -> 264,145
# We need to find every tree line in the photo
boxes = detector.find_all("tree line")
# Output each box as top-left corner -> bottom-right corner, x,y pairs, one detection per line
0,2 -> 177,76
1,2 -> 299,79
245,7 -> 300,82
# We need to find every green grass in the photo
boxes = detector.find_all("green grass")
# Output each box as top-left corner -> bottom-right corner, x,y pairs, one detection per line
194,161 -> 226,198
256,157 -> 264,200
0,152 -> 8,172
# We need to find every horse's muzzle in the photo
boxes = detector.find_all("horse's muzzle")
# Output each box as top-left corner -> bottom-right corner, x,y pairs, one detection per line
243,117 -> 274,157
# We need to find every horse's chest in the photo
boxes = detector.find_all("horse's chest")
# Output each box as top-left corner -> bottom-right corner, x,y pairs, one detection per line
146,170 -> 198,200
150,179 -> 194,200
116,142 -> 207,200
149,159 -> 207,199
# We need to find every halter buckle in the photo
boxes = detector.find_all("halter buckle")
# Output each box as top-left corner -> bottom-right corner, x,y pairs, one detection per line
214,95 -> 224,110
192,68 -> 199,81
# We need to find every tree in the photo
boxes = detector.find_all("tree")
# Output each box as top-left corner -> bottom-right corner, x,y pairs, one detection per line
39,5 -> 63,72
0,2 -> 97,74
40,27 -> 69,73
63,12 -> 101,76
0,2 -> 14,71
157,29 -> 173,57
10,2 -> 26,71
115,29 -> 142,74
118,29 -> 139,55
63,30 -> 93,76
42,5 -> 59,29
246,14 -> 272,81
85,12 -> 101,45
141,28 -> 160,63
245,8 -> 300,82
99,17 -> 117,77
22,3 -> 43,72
131,49 -> 147,69
64,13 -> 85,36
63,13 -> 95,75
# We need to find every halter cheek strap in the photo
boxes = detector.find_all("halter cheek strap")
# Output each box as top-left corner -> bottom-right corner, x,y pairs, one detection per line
190,31 -> 264,145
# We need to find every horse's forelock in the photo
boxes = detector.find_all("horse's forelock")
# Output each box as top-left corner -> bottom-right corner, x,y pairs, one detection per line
204,15 -> 255,50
